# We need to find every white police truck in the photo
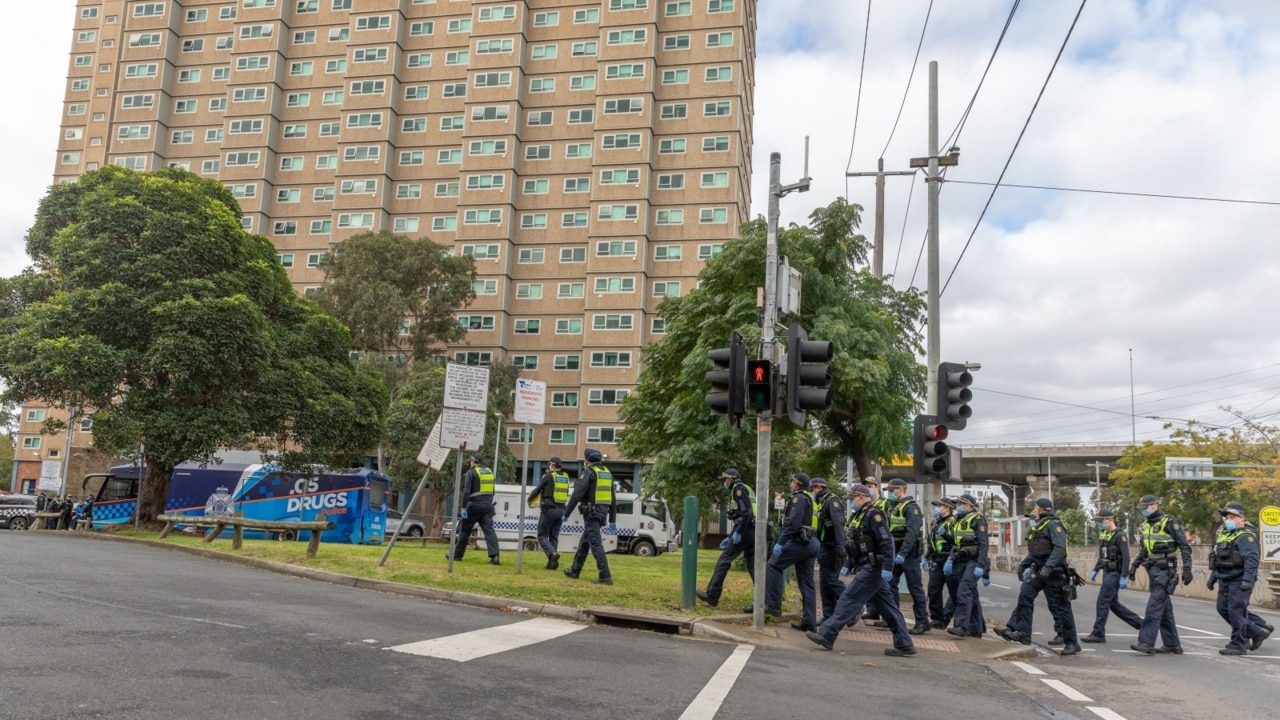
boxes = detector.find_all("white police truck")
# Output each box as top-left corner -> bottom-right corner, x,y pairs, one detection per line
470,484 -> 676,556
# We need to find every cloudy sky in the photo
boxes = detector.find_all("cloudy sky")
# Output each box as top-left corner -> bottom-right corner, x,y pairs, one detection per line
3,1 -> 1278,451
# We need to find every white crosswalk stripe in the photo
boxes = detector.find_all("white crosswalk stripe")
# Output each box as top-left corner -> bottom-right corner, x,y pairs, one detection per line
385,617 -> 585,662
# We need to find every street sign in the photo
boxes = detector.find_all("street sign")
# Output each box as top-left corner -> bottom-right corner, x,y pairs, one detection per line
514,378 -> 546,425
1165,456 -> 1213,480
38,461 -> 63,493
440,407 -> 486,450
1260,506 -> 1280,561
443,363 -> 490,411
416,415 -> 450,468
774,492 -> 785,510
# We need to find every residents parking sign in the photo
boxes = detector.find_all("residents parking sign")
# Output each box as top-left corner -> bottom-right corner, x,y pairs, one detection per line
1260,506 -> 1280,561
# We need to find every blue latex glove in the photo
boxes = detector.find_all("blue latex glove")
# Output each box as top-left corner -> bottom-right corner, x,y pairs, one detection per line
840,567 -> 850,577
719,537 -> 731,551
608,522 -> 618,534
920,558 -> 928,572
772,543 -> 783,557
460,509 -> 468,519
881,570 -> 893,584
1021,568 -> 1034,583
731,531 -> 741,545
1119,576 -> 1128,589
1089,570 -> 1098,583
982,577 -> 990,587
894,554 -> 905,566
943,559 -> 954,576
974,567 -> 984,579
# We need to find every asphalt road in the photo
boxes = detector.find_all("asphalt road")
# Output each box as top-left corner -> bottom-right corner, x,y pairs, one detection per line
4,533 -> 1279,720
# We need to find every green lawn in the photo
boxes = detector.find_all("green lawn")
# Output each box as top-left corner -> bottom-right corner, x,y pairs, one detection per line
109,530 -> 769,616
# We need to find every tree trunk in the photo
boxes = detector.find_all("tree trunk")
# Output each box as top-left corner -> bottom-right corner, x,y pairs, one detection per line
138,460 -> 172,523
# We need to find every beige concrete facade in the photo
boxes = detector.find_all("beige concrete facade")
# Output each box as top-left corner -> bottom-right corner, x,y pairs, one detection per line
41,0 -> 756,472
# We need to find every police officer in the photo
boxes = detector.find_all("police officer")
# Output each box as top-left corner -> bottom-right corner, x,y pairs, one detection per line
1127,494 -> 1193,655
861,477 -> 890,624
926,497 -> 958,630
809,477 -> 847,626
1208,502 -> 1264,655
527,456 -> 570,570
1080,508 -> 1142,643
563,448 -> 617,585
804,484 -> 916,656
884,478 -> 930,634
997,498 -> 1080,655
450,454 -> 501,564
946,494 -> 990,638
762,472 -> 820,627
697,469 -> 757,607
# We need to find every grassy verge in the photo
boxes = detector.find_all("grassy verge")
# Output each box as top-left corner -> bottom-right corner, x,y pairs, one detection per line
108,529 -> 769,617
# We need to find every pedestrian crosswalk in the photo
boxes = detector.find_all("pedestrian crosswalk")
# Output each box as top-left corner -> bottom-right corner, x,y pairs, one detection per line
385,617 -> 585,662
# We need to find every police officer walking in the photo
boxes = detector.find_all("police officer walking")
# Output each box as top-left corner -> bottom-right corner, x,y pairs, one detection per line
810,477 -> 847,625
761,472 -> 820,627
926,497 -> 958,630
946,494 -> 989,638
1080,508 -> 1142,643
861,477 -> 890,625
527,456 -> 570,570
884,478 -> 930,634
1128,494 -> 1193,655
450,454 -> 501,564
697,469 -> 757,607
996,499 -> 1080,655
563,448 -> 617,585
1209,502 -> 1269,655
804,483 -> 916,656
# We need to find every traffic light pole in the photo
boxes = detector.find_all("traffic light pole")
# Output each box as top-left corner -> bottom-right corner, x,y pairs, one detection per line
753,150 -> 809,631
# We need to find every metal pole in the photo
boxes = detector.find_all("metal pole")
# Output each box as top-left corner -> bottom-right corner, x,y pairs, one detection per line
753,152 -> 783,632
681,496 -> 699,610
447,446 -> 465,574
133,442 -> 144,532
1129,349 -> 1136,444
379,463 -> 432,567
516,422 -> 531,574
926,61 -> 941,416
1047,456 -> 1053,505
60,407 -> 76,499
493,415 -> 502,469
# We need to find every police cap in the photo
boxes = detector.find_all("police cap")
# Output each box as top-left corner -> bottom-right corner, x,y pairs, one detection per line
810,477 -> 828,487
584,448 -> 603,462
1034,498 -> 1054,512
1139,494 -> 1160,506
1094,508 -> 1114,519
887,478 -> 908,488
957,493 -> 979,508
471,453 -> 485,464
1219,502 -> 1246,518
548,456 -> 562,465
848,483 -> 873,498
721,468 -> 740,480
791,472 -> 811,488
863,477 -> 881,486
931,497 -> 956,508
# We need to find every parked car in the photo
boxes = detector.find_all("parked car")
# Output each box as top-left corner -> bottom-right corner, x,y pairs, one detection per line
1,495 -> 38,531
386,509 -> 426,538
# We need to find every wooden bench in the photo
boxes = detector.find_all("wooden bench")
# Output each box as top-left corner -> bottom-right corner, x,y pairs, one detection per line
156,513 -> 334,560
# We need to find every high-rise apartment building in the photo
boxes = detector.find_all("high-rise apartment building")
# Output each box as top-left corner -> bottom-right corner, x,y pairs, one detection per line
37,0 -> 756,488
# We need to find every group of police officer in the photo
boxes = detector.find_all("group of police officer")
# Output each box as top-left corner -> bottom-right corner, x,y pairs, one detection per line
698,473 -> 1272,659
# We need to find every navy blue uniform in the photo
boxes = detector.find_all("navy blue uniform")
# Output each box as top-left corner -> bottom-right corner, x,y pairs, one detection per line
1210,525 -> 1262,652
1087,527 -> 1142,639
451,467 -> 499,561
1008,512 -> 1077,645
565,463 -> 617,581
888,496 -> 929,626
947,510 -> 989,636
703,481 -> 758,604
814,488 -> 847,621
927,514 -> 957,627
527,469 -> 567,561
765,491 -> 820,626
1129,510 -> 1193,649
815,503 -> 913,651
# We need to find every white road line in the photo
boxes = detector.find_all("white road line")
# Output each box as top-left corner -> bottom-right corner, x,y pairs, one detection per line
990,583 -> 1011,589
1110,649 -> 1211,656
1041,679 -> 1093,702
1177,624 -> 1227,637
678,644 -> 755,720
385,617 -> 585,662
1010,661 -> 1045,675
1087,707 -> 1130,720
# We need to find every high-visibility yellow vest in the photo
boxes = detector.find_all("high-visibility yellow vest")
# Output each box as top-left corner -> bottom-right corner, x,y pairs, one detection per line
733,482 -> 758,517
952,513 -> 982,547
475,467 -> 495,494
551,471 -> 570,503
800,490 -> 819,530
1141,515 -> 1175,555
591,465 -> 614,504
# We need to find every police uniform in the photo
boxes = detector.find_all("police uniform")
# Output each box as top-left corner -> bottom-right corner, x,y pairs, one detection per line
1209,503 -> 1264,654
806,485 -> 915,656
764,475 -> 821,627
886,483 -> 930,631
698,470 -> 757,607
451,456 -> 501,563
946,496 -> 989,638
1082,512 -> 1142,642
861,480 -> 889,623
564,449 -> 616,584
1001,503 -> 1079,653
1128,497 -> 1194,653
812,480 -> 847,622
926,499 -> 958,629
527,457 -> 570,569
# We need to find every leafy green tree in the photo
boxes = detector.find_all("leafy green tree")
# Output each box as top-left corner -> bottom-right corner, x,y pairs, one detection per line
1052,485 -> 1082,512
1058,507 -> 1087,545
0,166 -> 386,521
619,198 -> 926,515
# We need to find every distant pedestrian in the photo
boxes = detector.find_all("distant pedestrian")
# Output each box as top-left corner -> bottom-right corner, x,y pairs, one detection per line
449,454 -> 500,564
527,456 -> 569,569
697,469 -> 758,608
1208,502 -> 1271,654
1080,509 -> 1142,643
563,448 -> 617,584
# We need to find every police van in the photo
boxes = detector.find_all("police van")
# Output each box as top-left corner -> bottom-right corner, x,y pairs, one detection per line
470,484 -> 675,557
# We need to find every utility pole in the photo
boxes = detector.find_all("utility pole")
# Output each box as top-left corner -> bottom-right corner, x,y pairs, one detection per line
1085,461 -> 1108,545
846,158 -> 915,277
752,149 -> 809,632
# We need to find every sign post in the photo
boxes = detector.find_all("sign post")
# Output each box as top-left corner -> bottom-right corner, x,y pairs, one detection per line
442,363 -> 490,573
513,378 -> 546,574
379,416 -> 448,567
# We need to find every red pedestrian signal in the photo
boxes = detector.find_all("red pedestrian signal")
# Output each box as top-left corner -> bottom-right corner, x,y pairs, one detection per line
746,359 -> 773,412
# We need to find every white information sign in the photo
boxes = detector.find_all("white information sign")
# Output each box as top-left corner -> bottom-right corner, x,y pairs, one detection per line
1165,456 -> 1213,480
514,378 -> 547,425
416,415 -> 451,468
444,363 -> 490,412
38,461 -> 63,493
440,407 -> 487,450
1259,506 -> 1280,562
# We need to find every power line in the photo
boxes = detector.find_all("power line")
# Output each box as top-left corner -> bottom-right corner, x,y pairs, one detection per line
943,0 -> 1022,150
942,179 -> 1280,207
843,0 -> 874,200
879,0 -> 933,159
941,0 -> 1088,297
890,171 -> 919,278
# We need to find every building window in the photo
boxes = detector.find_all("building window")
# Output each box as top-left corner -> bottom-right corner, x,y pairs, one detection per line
559,283 -> 585,298
556,319 -> 583,335
560,247 -> 586,263
659,139 -> 686,154
518,249 -> 544,264
552,392 -> 579,408
549,429 -> 577,445
601,168 -> 640,185
594,278 -> 635,294
698,244 -> 725,260
512,355 -> 539,370
455,351 -> 492,367
653,282 -> 681,298
592,314 -> 634,330
507,427 -> 534,443
553,355 -> 581,371
586,427 -> 621,443
664,35 -> 690,51
22,437 -> 41,449
458,315 -> 496,331
699,207 -> 728,224
515,284 -> 543,299
658,173 -> 685,189
591,352 -> 632,368
514,319 -> 540,335
25,409 -> 45,423
656,210 -> 684,226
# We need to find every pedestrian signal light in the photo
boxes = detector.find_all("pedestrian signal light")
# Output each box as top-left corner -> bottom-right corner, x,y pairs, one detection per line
746,359 -> 773,412
705,331 -> 747,426
913,414 -> 951,482
937,361 -> 973,431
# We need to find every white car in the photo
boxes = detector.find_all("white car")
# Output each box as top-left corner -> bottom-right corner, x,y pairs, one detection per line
386,509 -> 426,537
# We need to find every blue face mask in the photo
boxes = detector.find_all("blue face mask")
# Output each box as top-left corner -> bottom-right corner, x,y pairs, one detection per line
1223,520 -> 1238,531
1096,522 -> 1107,531
933,507 -> 942,519
1141,507 -> 1154,518
954,507 -> 967,517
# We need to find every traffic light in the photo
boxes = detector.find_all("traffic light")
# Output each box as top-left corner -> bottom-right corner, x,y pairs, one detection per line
912,414 -> 950,482
705,331 -> 747,426
786,323 -> 833,426
746,359 -> 773,412
937,361 -> 973,430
